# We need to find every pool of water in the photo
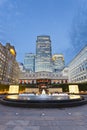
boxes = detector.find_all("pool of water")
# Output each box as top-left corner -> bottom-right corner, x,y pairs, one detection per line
6,94 -> 81,101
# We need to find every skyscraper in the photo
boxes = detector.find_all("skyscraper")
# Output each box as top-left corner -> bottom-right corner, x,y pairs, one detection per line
35,35 -> 52,72
52,54 -> 65,72
24,53 -> 35,72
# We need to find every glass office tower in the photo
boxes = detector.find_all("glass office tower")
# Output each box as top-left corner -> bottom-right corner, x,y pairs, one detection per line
52,54 -> 65,72
24,53 -> 35,72
35,36 -> 52,72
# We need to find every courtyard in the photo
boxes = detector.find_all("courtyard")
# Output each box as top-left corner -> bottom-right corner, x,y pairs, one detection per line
0,102 -> 87,130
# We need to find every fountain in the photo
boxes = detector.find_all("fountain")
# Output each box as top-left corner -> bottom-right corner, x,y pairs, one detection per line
0,87 -> 87,108
41,89 -> 46,95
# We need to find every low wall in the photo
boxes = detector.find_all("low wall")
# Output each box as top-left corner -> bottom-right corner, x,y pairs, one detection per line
24,88 -> 62,93
25,88 -> 39,93
49,88 -> 62,93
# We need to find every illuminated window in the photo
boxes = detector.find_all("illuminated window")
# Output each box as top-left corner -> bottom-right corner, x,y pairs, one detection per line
10,49 -> 15,55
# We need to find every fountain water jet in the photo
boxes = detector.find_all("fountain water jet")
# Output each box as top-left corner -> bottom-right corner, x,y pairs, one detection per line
41,89 -> 46,95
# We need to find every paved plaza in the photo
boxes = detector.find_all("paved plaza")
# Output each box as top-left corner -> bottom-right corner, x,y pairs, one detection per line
0,103 -> 87,130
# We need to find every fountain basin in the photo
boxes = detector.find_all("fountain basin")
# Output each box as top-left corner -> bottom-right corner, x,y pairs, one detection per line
0,94 -> 87,108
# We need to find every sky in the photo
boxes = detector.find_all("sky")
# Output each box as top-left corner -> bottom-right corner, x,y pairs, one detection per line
0,0 -> 86,65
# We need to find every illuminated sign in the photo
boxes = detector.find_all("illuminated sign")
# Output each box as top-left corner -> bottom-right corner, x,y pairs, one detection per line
69,85 -> 79,93
8,85 -> 19,94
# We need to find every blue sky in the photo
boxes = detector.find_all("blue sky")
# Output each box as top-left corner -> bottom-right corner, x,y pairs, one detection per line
0,0 -> 86,64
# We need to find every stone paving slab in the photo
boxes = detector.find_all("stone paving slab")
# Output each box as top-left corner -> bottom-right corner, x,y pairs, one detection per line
6,126 -> 40,130
0,104 -> 87,130
60,126 -> 87,130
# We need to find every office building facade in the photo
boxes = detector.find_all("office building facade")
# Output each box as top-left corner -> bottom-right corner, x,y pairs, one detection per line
35,36 -> 52,72
23,36 -> 65,73
18,62 -> 26,72
19,71 -> 68,86
69,45 -> 87,83
19,35 -> 67,88
0,43 -> 19,84
24,53 -> 35,72
52,54 -> 65,72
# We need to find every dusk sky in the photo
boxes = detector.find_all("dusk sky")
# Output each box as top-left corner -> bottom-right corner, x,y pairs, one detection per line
0,0 -> 86,65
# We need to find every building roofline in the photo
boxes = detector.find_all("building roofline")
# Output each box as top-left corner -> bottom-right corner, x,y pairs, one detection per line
68,44 -> 87,65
